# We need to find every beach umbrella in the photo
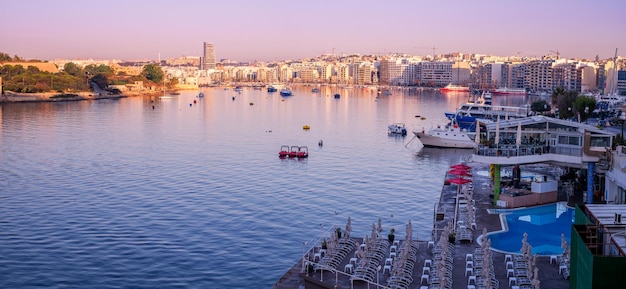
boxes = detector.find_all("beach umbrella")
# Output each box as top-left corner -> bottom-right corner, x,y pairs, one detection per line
377,218 -> 383,235
450,163 -> 471,170
447,177 -> 473,185
345,217 -> 351,238
449,169 -> 473,177
371,223 -> 377,240
495,115 -> 500,145
475,120 -> 481,144
516,121 -> 522,148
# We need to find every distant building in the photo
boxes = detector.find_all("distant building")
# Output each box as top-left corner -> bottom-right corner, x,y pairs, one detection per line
617,70 -> 626,95
202,42 -> 216,70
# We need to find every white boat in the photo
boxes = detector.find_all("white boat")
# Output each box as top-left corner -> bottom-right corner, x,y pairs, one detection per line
413,125 -> 475,148
388,123 -> 407,136
440,83 -> 470,92
491,87 -> 527,96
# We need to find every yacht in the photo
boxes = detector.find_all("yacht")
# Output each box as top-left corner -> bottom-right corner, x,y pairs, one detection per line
388,123 -> 407,136
491,87 -> 527,96
440,83 -> 470,93
413,124 -> 475,148
444,93 -> 531,130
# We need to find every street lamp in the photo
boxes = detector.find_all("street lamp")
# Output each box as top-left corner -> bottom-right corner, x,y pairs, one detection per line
584,107 -> 589,124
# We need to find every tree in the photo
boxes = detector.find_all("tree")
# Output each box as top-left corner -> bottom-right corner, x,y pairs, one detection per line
555,90 -> 578,120
141,64 -> 164,84
64,62 -> 84,77
551,87 -> 565,108
573,96 -> 596,123
90,74 -> 109,90
531,100 -> 551,115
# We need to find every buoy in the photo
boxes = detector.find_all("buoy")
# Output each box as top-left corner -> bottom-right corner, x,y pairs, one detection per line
249,102 -> 254,105
303,125 -> 310,130
189,103 -> 192,106
415,115 -> 421,118
193,100 -> 197,103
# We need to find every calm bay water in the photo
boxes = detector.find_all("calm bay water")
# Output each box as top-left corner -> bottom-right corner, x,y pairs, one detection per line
0,87 -> 532,288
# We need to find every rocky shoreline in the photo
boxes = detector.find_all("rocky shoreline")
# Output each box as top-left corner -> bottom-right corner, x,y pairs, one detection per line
0,91 -> 163,103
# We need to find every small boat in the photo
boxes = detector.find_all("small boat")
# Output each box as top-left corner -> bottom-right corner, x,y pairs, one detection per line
296,146 -> 309,158
312,87 -> 320,93
234,86 -> 243,92
268,86 -> 277,92
388,123 -> 407,136
413,124 -> 475,148
288,145 -> 299,158
334,93 -> 340,99
302,125 -> 310,130
278,145 -> 290,158
440,83 -> 470,93
198,92 -> 204,97
280,87 -> 293,96
491,87 -> 527,96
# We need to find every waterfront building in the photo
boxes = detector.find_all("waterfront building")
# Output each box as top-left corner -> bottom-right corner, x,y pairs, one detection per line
335,64 -> 350,84
510,63 -> 527,89
472,116 -> 615,206
201,42 -> 216,70
319,64 -> 332,82
553,61 -> 583,92
418,61 -> 453,87
525,59 -> 555,93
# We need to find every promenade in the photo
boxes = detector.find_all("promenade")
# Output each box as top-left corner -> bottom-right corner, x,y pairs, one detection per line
271,163 -> 570,289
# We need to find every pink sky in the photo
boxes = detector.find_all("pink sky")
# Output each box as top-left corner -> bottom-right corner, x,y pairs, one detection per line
1,0 -> 624,62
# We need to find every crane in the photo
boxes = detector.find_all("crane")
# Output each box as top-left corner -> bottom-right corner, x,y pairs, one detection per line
414,46 -> 438,58
549,50 -> 560,59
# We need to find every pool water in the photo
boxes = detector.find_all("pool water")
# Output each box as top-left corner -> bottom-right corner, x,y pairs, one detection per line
488,203 -> 574,255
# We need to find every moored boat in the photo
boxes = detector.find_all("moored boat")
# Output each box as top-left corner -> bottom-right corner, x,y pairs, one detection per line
278,145 -> 290,158
280,87 -> 293,96
413,124 -> 475,148
268,86 -> 277,92
388,123 -> 407,136
491,87 -> 527,96
440,83 -> 470,93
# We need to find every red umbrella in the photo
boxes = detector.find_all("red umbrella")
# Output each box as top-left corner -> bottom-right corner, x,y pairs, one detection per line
447,177 -> 472,185
450,164 -> 471,170
449,169 -> 473,177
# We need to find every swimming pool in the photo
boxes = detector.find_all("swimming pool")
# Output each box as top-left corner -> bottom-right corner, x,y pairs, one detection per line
487,203 -> 574,256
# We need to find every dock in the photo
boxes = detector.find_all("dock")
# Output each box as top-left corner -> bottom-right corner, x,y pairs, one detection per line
271,163 -> 570,289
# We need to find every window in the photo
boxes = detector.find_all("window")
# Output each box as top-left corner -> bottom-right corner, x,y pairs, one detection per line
558,135 -> 580,146
589,136 -> 610,147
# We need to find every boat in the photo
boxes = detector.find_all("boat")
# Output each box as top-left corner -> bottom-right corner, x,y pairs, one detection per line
444,92 -> 531,130
334,93 -> 340,99
198,92 -> 204,98
388,123 -> 407,136
278,145 -> 290,158
302,125 -> 310,130
491,87 -> 527,96
311,87 -> 320,93
288,145 -> 299,158
296,146 -> 309,158
280,87 -> 293,96
267,86 -> 277,92
440,83 -> 470,93
413,124 -> 475,148
234,86 -> 243,92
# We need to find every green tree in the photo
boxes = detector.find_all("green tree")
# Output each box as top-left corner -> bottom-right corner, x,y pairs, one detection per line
0,52 -> 12,61
531,100 -> 551,115
573,96 -> 596,123
141,64 -> 164,84
90,74 -> 109,90
551,87 -> 565,108
555,90 -> 578,120
64,62 -> 84,77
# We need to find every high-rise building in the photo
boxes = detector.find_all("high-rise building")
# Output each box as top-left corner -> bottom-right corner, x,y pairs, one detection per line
202,42 -> 216,70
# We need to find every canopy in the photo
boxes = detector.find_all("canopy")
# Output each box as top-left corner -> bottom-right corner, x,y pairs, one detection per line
450,163 -> 471,170
449,169 -> 472,177
447,177 -> 472,185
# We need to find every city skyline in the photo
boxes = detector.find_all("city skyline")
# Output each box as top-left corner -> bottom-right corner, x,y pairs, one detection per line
1,0 -> 625,62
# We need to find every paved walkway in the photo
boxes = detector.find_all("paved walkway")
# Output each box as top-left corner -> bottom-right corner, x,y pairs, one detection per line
271,164 -> 570,289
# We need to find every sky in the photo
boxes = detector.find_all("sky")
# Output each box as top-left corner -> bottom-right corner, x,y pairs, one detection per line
1,0 -> 625,62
